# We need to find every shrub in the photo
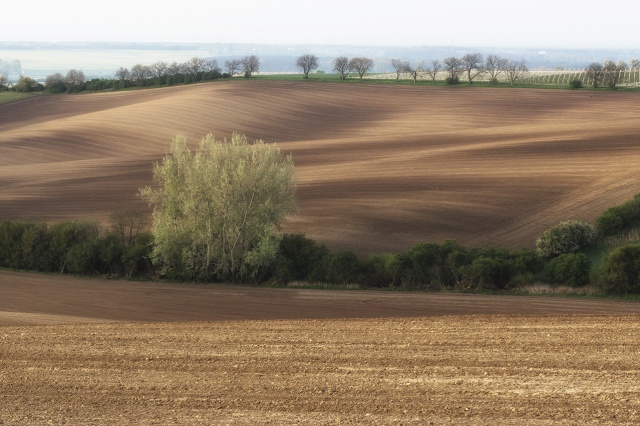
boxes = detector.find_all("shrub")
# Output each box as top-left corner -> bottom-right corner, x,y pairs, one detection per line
275,233 -> 329,284
596,194 -> 640,237
121,232 -> 154,278
544,253 -> 592,287
569,79 -> 583,89
323,250 -> 362,285
596,244 -> 640,295
445,76 -> 460,85
362,253 -> 395,288
536,220 -> 597,258
464,256 -> 513,290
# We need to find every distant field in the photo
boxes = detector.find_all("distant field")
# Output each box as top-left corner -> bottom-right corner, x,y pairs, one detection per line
1,81 -> 640,254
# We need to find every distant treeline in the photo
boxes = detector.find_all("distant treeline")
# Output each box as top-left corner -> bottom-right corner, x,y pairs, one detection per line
3,194 -> 640,295
1,52 -> 638,94
0,55 -> 261,94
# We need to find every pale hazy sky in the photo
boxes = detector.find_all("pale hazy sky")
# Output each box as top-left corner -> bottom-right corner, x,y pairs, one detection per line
4,0 -> 640,49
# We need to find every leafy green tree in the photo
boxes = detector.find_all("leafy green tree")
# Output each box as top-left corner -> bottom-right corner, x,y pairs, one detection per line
14,76 -> 40,92
45,73 -> 67,93
140,133 -> 296,282
536,220 -> 596,258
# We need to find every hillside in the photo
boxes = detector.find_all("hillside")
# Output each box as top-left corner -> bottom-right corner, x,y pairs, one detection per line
1,81 -> 639,254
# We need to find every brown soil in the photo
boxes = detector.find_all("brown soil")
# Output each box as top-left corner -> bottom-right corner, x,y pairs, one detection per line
2,271 -> 640,424
3,82 -> 640,424
2,82 -> 640,254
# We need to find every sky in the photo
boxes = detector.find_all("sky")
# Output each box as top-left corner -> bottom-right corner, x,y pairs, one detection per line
3,0 -> 640,49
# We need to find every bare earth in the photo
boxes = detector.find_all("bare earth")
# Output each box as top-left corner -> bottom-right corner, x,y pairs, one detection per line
2,82 -> 640,254
2,271 -> 640,424
3,82 -> 640,424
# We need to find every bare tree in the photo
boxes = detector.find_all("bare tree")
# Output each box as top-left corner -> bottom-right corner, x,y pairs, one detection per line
185,57 -> 207,76
461,53 -> 484,83
130,64 -> 151,86
423,60 -> 441,83
65,69 -> 86,92
585,62 -> 604,88
150,61 -> 168,78
241,55 -> 260,77
603,60 -> 627,89
203,58 -> 220,73
225,59 -> 242,77
349,57 -> 374,79
110,209 -> 149,246
484,55 -> 507,85
503,59 -> 528,86
443,57 -> 462,82
404,62 -> 424,83
391,59 -> 409,81
167,61 -> 181,76
296,54 -> 319,79
630,59 -> 640,72
333,56 -> 350,80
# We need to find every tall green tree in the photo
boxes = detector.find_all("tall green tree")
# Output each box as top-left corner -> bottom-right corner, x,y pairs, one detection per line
140,133 -> 296,282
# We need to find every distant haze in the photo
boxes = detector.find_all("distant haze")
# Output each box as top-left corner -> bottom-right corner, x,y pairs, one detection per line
3,0 -> 640,49
1,42 -> 638,81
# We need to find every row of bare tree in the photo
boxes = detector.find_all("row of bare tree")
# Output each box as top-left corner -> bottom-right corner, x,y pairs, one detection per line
390,54 -> 529,85
295,53 -> 529,85
295,54 -> 375,80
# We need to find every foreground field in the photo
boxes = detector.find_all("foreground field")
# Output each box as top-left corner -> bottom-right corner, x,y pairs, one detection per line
2,82 -> 640,254
2,315 -> 639,425
2,271 -> 640,424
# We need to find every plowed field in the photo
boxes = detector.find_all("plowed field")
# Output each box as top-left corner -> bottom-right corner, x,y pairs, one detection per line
3,82 -> 640,424
2,81 -> 640,253
2,271 -> 640,424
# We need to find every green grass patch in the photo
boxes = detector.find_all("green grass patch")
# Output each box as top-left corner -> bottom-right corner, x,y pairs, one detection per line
0,92 -> 34,104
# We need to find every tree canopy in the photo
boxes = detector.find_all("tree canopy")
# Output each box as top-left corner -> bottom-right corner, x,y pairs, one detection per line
140,133 -> 296,282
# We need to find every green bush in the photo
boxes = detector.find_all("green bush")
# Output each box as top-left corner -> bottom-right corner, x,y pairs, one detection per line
596,245 -> 640,295
536,220 -> 596,258
596,194 -> 640,237
464,256 -> 513,290
445,76 -> 460,85
544,253 -> 592,287
323,250 -> 362,284
362,253 -> 395,288
569,79 -> 583,89
275,233 -> 329,283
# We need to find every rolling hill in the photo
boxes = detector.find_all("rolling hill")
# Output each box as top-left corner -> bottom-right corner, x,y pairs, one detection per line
1,80 -> 639,254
